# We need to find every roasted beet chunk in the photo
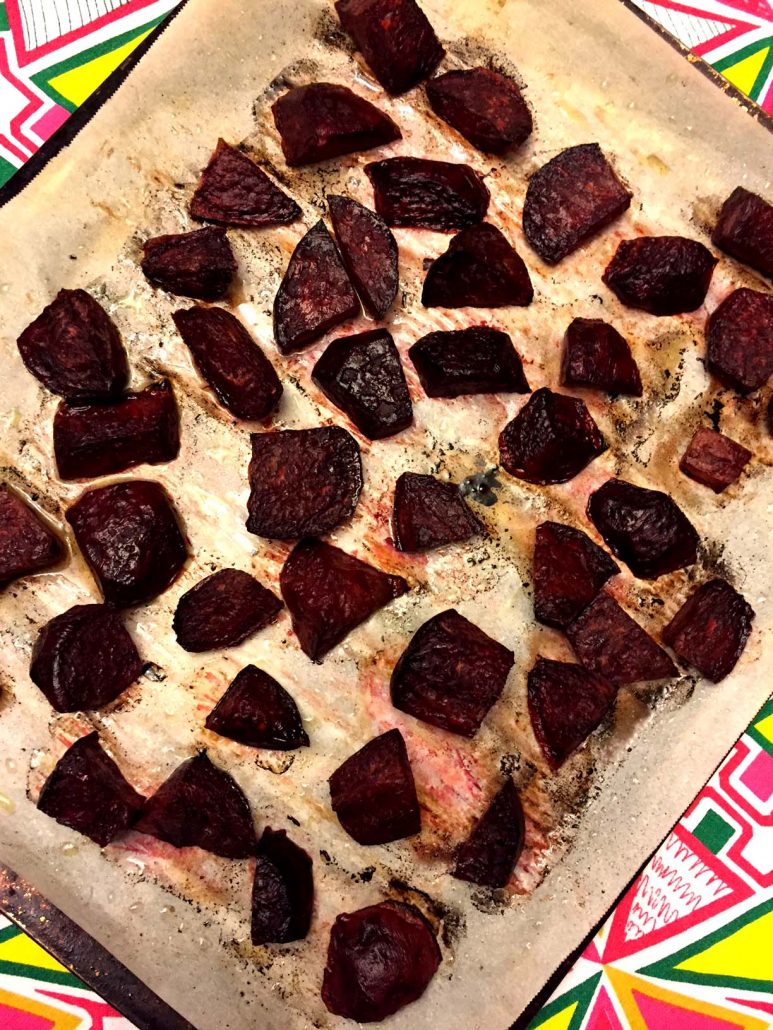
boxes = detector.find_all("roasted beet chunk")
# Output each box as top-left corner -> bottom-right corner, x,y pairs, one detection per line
409,326 -> 530,397
0,486 -> 62,584
523,144 -> 631,264
135,751 -> 256,858
328,194 -> 398,319
30,604 -> 143,712
680,427 -> 751,493
561,318 -> 642,396
247,427 -> 362,539
281,539 -> 407,661
66,480 -> 187,607
17,289 -> 128,400
392,472 -> 482,551
390,609 -> 513,736
54,379 -> 180,480
173,305 -> 282,420
329,729 -> 419,844
251,828 -> 313,944
173,569 -> 282,652
366,157 -> 489,231
453,778 -> 525,887
587,478 -> 699,579
311,329 -> 412,439
712,186 -> 773,278
603,236 -> 717,315
422,223 -> 533,308
37,733 -> 144,847
662,578 -> 755,683
499,387 -> 606,485
427,67 -> 532,154
190,139 -> 300,227
206,665 -> 309,750
533,521 -> 619,629
706,288 -> 773,394
140,227 -> 236,301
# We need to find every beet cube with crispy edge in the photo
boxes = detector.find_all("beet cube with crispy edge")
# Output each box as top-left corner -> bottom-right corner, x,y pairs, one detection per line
422,223 -> 533,308
603,236 -> 717,315
251,828 -> 314,944
453,777 -> 525,887
281,539 -> 408,662
409,326 -> 530,398
392,472 -> 482,552
140,227 -> 236,301
37,732 -> 145,847
427,67 -> 532,155
366,157 -> 489,231
706,288 -> 773,394
533,521 -> 619,629
0,486 -> 63,584
247,427 -> 362,540
680,427 -> 751,493
662,578 -> 755,683
173,569 -> 282,653
328,194 -> 398,319
206,665 -> 309,750
712,186 -> 773,279
561,318 -> 642,396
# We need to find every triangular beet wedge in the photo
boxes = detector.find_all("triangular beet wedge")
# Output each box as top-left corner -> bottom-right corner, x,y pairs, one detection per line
560,317 -> 642,396
533,521 -> 619,629
205,665 -> 309,750
453,778 -> 524,887
328,195 -> 398,319
392,472 -> 483,552
422,223 -> 533,308
0,485 -> 63,584
173,569 -> 282,653
251,828 -> 314,944
408,326 -> 530,398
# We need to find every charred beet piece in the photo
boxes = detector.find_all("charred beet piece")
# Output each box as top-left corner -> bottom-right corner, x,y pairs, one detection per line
561,318 -> 642,396
274,221 -> 359,354
453,778 -> 525,887
392,472 -> 482,551
17,289 -> 128,401
328,194 -> 398,319
712,186 -> 773,279
680,428 -> 751,493
173,569 -> 282,652
527,657 -> 617,769
329,728 -> 419,844
30,604 -> 143,712
37,732 -> 145,847
422,223 -> 533,308
247,427 -> 362,539
251,828 -> 313,944
206,665 -> 309,750
409,326 -> 530,397
190,139 -> 300,227
499,387 -> 607,485
140,227 -> 236,301
603,236 -> 717,315
426,67 -> 532,154
662,578 -> 755,683
390,609 -> 513,737
281,539 -> 408,662
54,379 -> 180,480
0,486 -> 63,584
173,305 -> 282,421
311,329 -> 412,439
523,144 -> 631,264
587,478 -> 699,579
366,157 -> 489,231
66,480 -> 187,607
135,751 -> 256,858
533,521 -> 619,629
706,288 -> 773,394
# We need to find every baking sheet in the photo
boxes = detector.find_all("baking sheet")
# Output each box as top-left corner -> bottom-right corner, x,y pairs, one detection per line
0,0 -> 771,1027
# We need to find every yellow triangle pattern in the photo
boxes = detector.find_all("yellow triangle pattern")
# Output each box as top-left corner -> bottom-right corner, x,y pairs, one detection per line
721,47 -> 769,95
535,1001 -> 578,1030
677,908 -> 773,981
754,712 -> 773,746
0,930 -> 69,974
48,29 -> 154,107
0,986 -> 81,1029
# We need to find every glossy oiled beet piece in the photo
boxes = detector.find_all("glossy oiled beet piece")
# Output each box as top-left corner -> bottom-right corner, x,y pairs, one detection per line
560,318 -> 642,396
390,609 -> 513,736
329,729 -> 420,844
422,223 -> 533,308
587,478 -> 699,579
140,227 -> 236,300
30,604 -> 143,712
712,186 -> 773,278
173,305 -> 282,420
66,480 -> 187,607
523,144 -> 632,264
499,387 -> 607,485
453,778 -> 525,887
135,751 -> 256,858
680,428 -> 751,493
190,139 -> 300,227
663,578 -> 755,683
53,379 -> 180,480
392,472 -> 482,551
251,828 -> 314,944
247,427 -> 362,539
366,157 -> 489,231
603,236 -> 717,315
328,194 -> 398,319
409,326 -> 530,398
17,289 -> 128,400
0,486 -> 62,584
311,329 -> 412,439
281,539 -> 407,662
37,733 -> 145,847
426,67 -> 532,155
206,665 -> 309,750
533,521 -> 619,629
173,569 -> 282,652
706,288 -> 773,394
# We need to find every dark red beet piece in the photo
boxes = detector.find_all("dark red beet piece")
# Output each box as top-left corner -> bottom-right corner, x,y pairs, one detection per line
453,778 -> 525,887
523,144 -> 632,264
533,521 -> 619,629
251,828 -> 314,944
173,305 -> 282,421
311,329 -> 412,440
560,318 -> 642,396
329,729 -> 419,844
134,751 -> 256,858
499,387 -> 607,485
335,0 -> 444,95
603,236 -> 717,315
426,67 -> 532,154
140,227 -> 236,301
392,472 -> 482,551
409,326 -> 530,397
37,732 -> 145,847
390,609 -> 513,737
662,578 -> 755,683
173,569 -> 282,652
680,428 -> 751,493
30,604 -> 143,712
206,665 -> 309,750
66,480 -> 188,608
587,478 -> 699,580
366,157 -> 489,231
17,289 -> 128,400
527,657 -> 617,769
422,223 -> 533,308
53,379 -> 180,480
328,194 -> 398,319
190,139 -> 300,227
706,288 -> 773,394
712,186 -> 773,279
273,220 -> 360,355
247,427 -> 362,539
0,486 -> 63,584
281,539 -> 408,662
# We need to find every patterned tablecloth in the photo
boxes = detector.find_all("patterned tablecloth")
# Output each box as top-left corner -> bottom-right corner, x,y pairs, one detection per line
0,2 -> 771,1028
